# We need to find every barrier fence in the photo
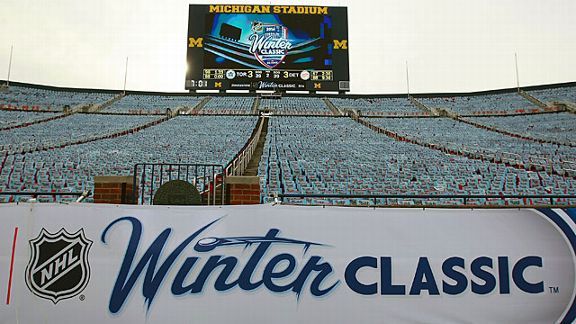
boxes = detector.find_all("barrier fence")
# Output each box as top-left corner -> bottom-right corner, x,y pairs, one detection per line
132,163 -> 225,205
0,191 -> 91,203
271,193 -> 576,207
2,204 -> 575,323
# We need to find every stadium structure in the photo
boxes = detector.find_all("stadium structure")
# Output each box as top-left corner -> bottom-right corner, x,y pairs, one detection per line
0,80 -> 575,206
2,3 -> 576,323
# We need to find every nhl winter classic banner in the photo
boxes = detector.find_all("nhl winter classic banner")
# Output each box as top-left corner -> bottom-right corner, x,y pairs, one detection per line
0,204 -> 575,323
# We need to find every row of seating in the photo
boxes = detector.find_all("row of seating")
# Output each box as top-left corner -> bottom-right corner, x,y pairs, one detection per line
370,117 -> 576,173
2,84 -> 573,116
0,114 -> 157,153
417,92 -> 537,115
258,117 -> 576,206
0,116 -> 257,203
330,97 -> 426,116
0,110 -> 57,128
105,94 -> 202,113
0,86 -> 113,111
467,113 -> 576,144
259,97 -> 332,115
528,86 -> 576,104
200,96 -> 254,114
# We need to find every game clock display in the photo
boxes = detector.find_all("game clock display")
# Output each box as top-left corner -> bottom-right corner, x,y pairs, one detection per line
185,5 -> 349,92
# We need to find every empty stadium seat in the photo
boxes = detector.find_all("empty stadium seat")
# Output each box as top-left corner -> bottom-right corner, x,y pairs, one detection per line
200,97 -> 255,114
259,97 -> 331,115
258,116 -> 576,206
0,85 -> 114,111
0,110 -> 57,128
466,113 -> 576,144
527,86 -> 576,104
1,88 -> 575,207
0,116 -> 257,203
418,92 -> 536,115
105,94 -> 202,114
370,117 -> 576,172
330,97 -> 425,116
0,114 -> 157,153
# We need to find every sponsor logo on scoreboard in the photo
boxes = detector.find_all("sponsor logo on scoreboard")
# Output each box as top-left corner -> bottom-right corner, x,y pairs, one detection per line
248,22 -> 293,69
25,229 -> 92,304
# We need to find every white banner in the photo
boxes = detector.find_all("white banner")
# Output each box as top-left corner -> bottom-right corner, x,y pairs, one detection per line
0,204 -> 575,324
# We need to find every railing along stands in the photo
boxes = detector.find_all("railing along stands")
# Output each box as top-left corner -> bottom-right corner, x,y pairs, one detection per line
133,163 -> 225,205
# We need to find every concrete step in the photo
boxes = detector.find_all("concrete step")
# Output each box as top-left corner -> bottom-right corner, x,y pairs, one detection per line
188,97 -> 212,114
243,117 -> 269,176
518,90 -> 548,108
88,93 -> 125,112
323,98 -> 343,116
252,97 -> 261,114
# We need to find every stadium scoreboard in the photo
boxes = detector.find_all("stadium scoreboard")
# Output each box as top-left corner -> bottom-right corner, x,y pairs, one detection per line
185,5 -> 350,92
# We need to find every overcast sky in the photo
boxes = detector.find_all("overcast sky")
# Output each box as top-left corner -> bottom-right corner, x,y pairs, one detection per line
0,0 -> 574,94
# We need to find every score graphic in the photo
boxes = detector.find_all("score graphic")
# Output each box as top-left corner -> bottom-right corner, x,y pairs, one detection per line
202,69 -> 332,81
185,5 -> 349,92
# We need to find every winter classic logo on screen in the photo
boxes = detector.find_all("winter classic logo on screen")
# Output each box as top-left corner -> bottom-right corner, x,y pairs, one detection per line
249,21 -> 293,69
25,229 -> 92,303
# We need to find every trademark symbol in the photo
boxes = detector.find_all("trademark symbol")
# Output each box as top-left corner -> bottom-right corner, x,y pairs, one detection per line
549,287 -> 560,294
79,294 -> 86,301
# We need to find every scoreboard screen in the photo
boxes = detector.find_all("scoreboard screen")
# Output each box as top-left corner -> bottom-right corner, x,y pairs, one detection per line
185,5 -> 350,92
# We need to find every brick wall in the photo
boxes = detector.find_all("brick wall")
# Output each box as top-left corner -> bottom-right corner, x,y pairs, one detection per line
226,176 -> 260,205
93,176 -> 137,204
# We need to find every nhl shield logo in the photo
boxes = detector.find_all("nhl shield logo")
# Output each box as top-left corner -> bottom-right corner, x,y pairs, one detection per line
248,22 -> 293,69
25,229 -> 92,304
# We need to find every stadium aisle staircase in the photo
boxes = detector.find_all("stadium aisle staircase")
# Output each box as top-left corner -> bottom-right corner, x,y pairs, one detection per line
518,90 -> 548,108
243,117 -> 269,176
88,93 -> 125,112
323,98 -> 344,116
564,102 -> 576,114
188,97 -> 212,114
408,96 -> 436,115
252,97 -> 261,114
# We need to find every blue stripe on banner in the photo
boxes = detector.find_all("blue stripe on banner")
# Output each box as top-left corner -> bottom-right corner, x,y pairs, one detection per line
538,208 -> 576,324
566,208 -> 576,222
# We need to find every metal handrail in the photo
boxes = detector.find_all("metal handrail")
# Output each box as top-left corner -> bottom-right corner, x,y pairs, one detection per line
226,116 -> 265,177
0,191 -> 88,196
132,163 -> 225,205
273,193 -> 576,206
0,191 -> 91,203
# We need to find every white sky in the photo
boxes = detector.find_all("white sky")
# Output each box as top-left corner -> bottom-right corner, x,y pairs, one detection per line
0,0 -> 574,94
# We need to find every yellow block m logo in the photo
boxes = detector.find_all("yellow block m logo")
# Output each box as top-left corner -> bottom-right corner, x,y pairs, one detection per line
215,82 -> 222,88
189,38 -> 203,48
333,40 -> 348,50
